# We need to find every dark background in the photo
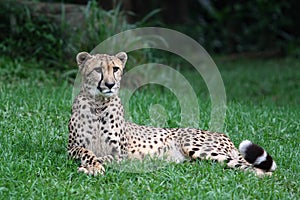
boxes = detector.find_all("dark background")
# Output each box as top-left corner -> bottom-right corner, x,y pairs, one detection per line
0,0 -> 299,69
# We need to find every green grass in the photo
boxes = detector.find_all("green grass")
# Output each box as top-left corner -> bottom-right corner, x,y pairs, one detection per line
0,56 -> 299,199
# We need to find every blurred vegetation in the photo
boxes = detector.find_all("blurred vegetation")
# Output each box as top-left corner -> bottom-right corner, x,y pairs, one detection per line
185,0 -> 296,54
124,0 -> 298,56
0,0 -> 138,69
0,0 -> 299,70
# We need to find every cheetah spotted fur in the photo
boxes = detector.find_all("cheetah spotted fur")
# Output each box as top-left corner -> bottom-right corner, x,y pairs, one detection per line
68,52 -> 277,176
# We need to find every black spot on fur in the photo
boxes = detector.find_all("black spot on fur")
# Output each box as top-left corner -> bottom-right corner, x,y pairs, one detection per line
101,106 -> 108,112
105,137 -> 111,143
189,151 -> 195,157
85,138 -> 90,145
109,140 -> 117,145
211,152 -> 218,156
90,107 -> 95,114
87,131 -> 92,135
204,148 -> 213,152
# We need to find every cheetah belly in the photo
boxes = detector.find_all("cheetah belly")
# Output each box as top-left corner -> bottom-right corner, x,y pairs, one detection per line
127,139 -> 187,163
125,124 -> 187,163
164,140 -> 187,163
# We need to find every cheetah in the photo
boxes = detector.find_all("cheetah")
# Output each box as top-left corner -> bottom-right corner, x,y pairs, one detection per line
68,52 -> 277,176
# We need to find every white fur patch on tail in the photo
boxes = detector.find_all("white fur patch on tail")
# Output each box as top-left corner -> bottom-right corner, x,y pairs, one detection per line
270,160 -> 277,171
254,151 -> 267,165
239,140 -> 252,155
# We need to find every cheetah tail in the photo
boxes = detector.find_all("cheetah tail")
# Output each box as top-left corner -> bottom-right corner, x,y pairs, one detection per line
238,140 -> 277,172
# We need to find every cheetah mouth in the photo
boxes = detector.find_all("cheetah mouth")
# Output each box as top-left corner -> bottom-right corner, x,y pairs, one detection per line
97,87 -> 112,93
97,85 -> 116,97
103,91 -> 113,94
101,90 -> 115,97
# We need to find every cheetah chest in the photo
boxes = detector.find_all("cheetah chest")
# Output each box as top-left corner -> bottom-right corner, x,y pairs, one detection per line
78,102 -> 123,157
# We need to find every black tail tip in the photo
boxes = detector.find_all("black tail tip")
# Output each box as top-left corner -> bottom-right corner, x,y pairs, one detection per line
239,140 -> 276,172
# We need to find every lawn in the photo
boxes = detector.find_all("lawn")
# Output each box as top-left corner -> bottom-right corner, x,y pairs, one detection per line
0,56 -> 299,199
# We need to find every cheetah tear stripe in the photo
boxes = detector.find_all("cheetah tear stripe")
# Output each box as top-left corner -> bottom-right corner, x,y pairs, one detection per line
239,140 -> 276,172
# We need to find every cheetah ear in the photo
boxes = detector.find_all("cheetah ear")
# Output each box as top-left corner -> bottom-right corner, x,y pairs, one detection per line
76,52 -> 91,68
116,52 -> 127,68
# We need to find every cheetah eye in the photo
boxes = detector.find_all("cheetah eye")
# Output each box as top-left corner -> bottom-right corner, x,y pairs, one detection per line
113,67 -> 119,73
94,67 -> 102,73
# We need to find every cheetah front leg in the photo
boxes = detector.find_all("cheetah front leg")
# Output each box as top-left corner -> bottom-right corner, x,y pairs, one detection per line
68,146 -> 109,175
68,146 -> 126,175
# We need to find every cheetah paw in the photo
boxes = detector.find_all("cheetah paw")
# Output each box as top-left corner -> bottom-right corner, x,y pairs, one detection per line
77,162 -> 105,176
255,168 -> 272,177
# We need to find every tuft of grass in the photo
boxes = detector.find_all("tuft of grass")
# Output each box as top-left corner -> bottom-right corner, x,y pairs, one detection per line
0,56 -> 299,199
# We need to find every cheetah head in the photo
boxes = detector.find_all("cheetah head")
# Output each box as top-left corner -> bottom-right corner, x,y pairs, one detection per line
76,52 -> 127,97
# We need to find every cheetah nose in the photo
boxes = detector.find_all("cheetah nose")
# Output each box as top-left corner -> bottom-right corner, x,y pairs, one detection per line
105,82 -> 115,89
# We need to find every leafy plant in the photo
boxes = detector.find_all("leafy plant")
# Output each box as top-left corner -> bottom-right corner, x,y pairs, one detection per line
0,1 -> 67,67
0,0 -> 140,69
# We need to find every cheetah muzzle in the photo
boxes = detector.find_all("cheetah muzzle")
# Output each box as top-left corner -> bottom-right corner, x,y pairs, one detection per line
68,51 -> 277,176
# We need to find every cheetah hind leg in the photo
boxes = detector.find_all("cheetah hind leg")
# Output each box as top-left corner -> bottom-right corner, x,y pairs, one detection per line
182,144 -> 271,176
225,151 -> 272,176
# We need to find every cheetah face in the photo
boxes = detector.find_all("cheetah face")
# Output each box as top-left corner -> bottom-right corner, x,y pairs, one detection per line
76,52 -> 127,97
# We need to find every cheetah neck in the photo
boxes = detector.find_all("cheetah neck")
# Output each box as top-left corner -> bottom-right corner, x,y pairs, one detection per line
78,90 -> 117,105
95,96 -> 123,115
77,90 -> 124,117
